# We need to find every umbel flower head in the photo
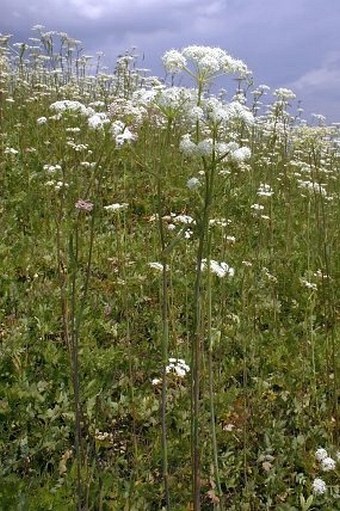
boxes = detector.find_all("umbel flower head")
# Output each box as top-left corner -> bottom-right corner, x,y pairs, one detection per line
162,45 -> 250,86
312,477 -> 327,495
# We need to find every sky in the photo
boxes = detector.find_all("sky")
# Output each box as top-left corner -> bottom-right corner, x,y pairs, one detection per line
2,0 -> 340,123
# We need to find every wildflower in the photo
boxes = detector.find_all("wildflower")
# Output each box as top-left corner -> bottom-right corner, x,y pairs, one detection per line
179,134 -> 198,156
166,358 -> 190,377
251,203 -> 264,211
223,423 -> 235,432
80,161 -> 96,169
262,267 -> 277,283
187,177 -> 201,190
182,45 -> 249,78
231,146 -> 251,162
104,203 -> 128,212
37,116 -> 47,125
109,97 -> 146,127
54,181 -> 68,190
321,456 -> 336,472
201,259 -> 235,278
50,100 -> 91,117
209,218 -> 230,227
273,88 -> 296,101
162,49 -> 187,73
155,86 -> 196,120
204,96 -> 230,124
75,199 -> 94,212
300,279 -> 317,291
66,127 -> 81,133
188,106 -> 204,122
116,129 -> 136,146
66,141 -> 88,152
197,138 -> 214,156
225,101 -> 254,126
173,214 -> 195,225
94,429 -> 114,443
148,262 -> 167,272
297,179 -> 327,197
257,183 -> 274,197
315,448 -> 328,462
43,164 -> 62,174
152,378 -> 161,386
312,478 -> 327,495
4,147 -> 19,155
88,112 -> 110,130
111,121 -> 136,146
162,46 -> 250,91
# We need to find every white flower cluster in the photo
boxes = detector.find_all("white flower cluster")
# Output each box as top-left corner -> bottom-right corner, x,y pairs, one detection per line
45,180 -> 68,191
297,179 -> 328,197
66,141 -> 88,152
203,98 -> 254,127
161,49 -> 187,73
166,358 -> 190,377
179,133 -> 251,161
312,477 -> 327,495
109,97 -> 147,127
148,262 -> 169,272
300,278 -> 317,291
187,177 -> 201,190
111,120 -> 136,147
201,259 -> 235,278
162,46 -> 250,81
4,147 -> 19,155
49,99 -> 134,144
50,100 -> 92,116
104,203 -> 128,212
155,86 -> 198,120
94,428 -> 114,443
172,214 -> 195,225
88,112 -> 110,130
315,448 -> 337,472
273,88 -> 296,102
161,213 -> 196,235
43,163 -> 62,174
311,447 -> 339,496
231,146 -> 252,162
257,183 -> 274,197
132,87 -> 159,107
209,218 -> 230,228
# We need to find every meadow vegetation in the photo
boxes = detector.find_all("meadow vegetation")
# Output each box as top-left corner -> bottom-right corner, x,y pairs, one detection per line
0,27 -> 339,510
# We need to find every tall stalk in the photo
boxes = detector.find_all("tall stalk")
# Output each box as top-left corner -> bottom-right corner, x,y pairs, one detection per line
191,149 -> 217,510
55,148 -> 108,509
154,125 -> 173,509
206,240 -> 223,510
157,179 -> 171,510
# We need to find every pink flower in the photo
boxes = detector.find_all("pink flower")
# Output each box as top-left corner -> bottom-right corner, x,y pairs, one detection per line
75,199 -> 94,212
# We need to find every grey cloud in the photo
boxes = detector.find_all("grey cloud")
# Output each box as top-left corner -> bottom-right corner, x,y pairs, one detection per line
1,0 -> 340,121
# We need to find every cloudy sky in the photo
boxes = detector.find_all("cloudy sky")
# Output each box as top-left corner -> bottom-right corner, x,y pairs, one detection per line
2,0 -> 340,122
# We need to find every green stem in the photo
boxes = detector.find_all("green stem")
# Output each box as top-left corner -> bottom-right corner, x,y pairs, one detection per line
156,144 -> 171,510
192,153 -> 216,511
207,242 -> 223,510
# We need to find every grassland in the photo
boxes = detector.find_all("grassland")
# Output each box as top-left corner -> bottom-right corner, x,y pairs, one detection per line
0,29 -> 339,510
